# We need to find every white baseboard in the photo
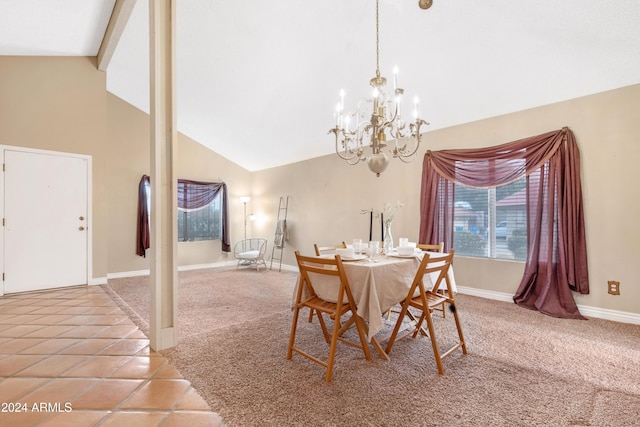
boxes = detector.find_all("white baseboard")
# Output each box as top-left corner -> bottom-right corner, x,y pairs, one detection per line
178,261 -> 231,271
267,263 -> 298,272
457,286 -> 640,325
577,305 -> 640,325
107,269 -> 150,279
457,286 -> 514,303
106,261 -> 299,280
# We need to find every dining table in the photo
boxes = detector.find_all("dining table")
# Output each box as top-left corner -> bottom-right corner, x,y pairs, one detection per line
293,249 -> 458,359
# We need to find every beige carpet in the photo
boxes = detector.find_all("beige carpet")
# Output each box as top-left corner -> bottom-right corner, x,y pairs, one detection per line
104,267 -> 640,427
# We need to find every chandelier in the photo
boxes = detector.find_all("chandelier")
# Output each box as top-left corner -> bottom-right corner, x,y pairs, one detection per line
329,0 -> 428,177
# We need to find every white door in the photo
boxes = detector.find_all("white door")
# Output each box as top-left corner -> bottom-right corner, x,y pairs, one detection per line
3,150 -> 88,294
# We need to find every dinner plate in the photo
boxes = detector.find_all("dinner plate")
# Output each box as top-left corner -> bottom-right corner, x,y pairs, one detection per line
386,252 -> 418,259
340,254 -> 367,261
319,254 -> 367,261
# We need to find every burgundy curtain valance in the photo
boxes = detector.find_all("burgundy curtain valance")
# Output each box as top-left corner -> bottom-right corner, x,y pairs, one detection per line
419,128 -> 589,319
425,129 -> 564,187
178,179 -> 223,210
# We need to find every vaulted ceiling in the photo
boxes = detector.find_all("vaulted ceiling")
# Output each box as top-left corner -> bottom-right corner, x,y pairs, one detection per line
2,0 -> 639,171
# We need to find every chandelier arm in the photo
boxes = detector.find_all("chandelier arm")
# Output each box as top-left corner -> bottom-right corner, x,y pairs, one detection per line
336,150 -> 361,162
394,119 -> 427,159
410,119 -> 428,139
389,136 -> 415,158
388,126 -> 406,141
335,131 -> 371,165
335,146 -> 361,162
385,99 -> 401,124
380,97 -> 405,131
331,128 -> 361,162
347,155 -> 364,165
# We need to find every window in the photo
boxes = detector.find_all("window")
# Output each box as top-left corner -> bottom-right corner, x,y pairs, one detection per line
177,193 -> 222,241
137,176 -> 229,255
419,129 -> 589,318
453,176 -> 527,260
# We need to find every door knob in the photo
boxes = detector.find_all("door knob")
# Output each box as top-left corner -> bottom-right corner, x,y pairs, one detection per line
79,216 -> 85,221
79,226 -> 85,231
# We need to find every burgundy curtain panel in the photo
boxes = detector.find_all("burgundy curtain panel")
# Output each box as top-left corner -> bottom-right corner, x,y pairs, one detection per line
419,128 -> 589,319
136,175 -> 231,256
136,175 -> 151,257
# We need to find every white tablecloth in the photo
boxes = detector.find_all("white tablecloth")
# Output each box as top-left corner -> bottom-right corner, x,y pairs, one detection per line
295,251 -> 457,338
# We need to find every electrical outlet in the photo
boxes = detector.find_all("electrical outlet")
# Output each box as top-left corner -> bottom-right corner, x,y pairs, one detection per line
608,280 -> 620,295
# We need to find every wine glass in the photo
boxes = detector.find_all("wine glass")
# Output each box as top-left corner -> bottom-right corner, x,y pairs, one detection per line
368,241 -> 381,262
353,239 -> 363,255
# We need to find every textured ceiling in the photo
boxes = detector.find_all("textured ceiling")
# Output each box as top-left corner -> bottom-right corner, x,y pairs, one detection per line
2,0 -> 640,171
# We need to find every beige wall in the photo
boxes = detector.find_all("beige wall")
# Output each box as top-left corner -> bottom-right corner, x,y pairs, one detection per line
0,56 -> 109,279
0,56 -> 252,280
1,55 -> 638,317
105,94 -> 252,274
253,84 -> 640,316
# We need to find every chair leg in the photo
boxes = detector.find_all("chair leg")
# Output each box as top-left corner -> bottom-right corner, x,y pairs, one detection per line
423,309 -> 445,375
352,315 -> 372,361
316,312 -> 331,343
287,306 -> 302,360
384,302 -> 410,354
451,302 -> 468,355
438,290 -> 446,318
411,311 -> 429,339
325,317 -> 343,382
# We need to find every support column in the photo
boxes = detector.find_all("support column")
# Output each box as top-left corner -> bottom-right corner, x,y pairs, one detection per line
148,0 -> 177,350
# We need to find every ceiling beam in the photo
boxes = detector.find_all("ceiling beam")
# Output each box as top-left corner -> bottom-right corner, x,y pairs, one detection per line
97,0 -> 137,71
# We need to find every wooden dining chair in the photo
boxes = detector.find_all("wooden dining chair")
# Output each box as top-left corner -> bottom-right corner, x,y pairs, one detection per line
416,242 -> 444,253
313,241 -> 347,256
288,251 -> 372,382
386,241 -> 446,321
309,242 -> 347,322
384,250 -> 467,375
416,242 -> 446,316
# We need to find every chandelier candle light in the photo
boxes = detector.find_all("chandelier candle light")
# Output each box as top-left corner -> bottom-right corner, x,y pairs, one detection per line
329,0 -> 428,177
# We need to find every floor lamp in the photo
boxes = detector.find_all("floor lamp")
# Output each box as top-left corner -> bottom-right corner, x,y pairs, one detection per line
240,196 -> 251,240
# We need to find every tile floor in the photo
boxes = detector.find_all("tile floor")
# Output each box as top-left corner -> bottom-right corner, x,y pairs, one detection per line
0,285 -> 224,427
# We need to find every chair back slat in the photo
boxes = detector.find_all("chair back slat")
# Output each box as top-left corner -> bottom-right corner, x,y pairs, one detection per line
416,242 -> 444,253
297,254 -> 353,304
314,242 -> 347,256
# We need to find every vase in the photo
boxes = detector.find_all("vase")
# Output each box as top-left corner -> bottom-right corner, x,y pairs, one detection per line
383,221 -> 393,254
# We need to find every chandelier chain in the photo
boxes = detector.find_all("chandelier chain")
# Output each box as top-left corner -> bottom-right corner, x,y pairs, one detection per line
375,0 -> 380,78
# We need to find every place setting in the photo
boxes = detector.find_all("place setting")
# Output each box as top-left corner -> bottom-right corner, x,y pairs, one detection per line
384,238 -> 421,258
342,239 -> 383,263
